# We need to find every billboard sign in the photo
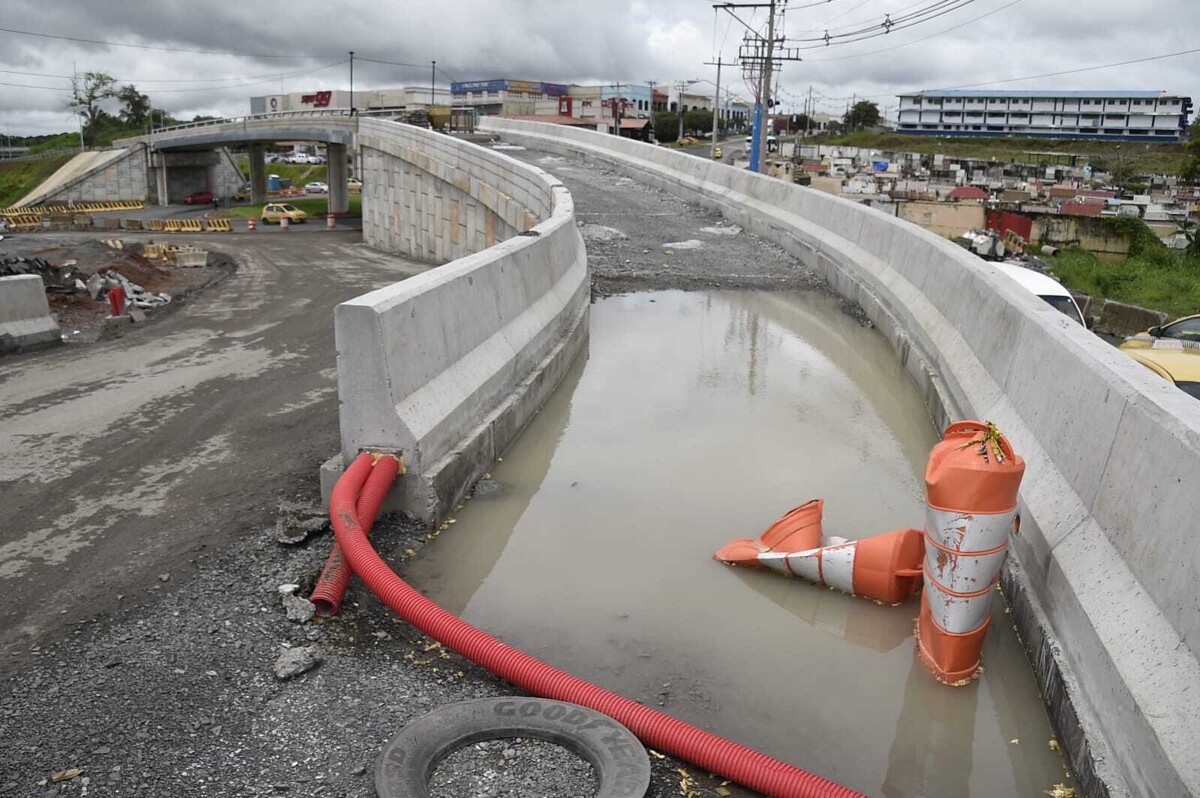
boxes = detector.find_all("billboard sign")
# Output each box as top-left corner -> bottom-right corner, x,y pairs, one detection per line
300,90 -> 333,107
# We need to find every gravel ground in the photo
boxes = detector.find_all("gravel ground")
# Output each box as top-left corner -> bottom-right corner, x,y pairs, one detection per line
507,148 -> 830,299
0,503 -> 743,797
429,738 -> 597,798
0,148 -> 847,798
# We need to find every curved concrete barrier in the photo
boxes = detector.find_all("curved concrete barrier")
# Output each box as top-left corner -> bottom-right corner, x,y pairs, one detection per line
334,121 -> 588,523
481,118 -> 1200,797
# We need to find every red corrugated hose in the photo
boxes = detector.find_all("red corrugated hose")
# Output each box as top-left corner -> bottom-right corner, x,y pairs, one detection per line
330,452 -> 865,798
310,453 -> 401,616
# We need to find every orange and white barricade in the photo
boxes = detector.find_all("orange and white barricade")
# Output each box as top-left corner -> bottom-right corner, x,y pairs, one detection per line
714,500 -> 925,606
916,421 -> 1025,684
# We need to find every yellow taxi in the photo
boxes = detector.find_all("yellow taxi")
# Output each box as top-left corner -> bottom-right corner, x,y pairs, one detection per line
1119,314 -> 1200,399
712,146 -> 723,160
261,203 -> 308,224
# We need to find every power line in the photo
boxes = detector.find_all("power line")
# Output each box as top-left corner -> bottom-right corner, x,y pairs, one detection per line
804,0 -> 1021,60
786,0 -> 981,49
0,62 -> 344,86
780,43 -> 1200,105
0,25 -> 323,58
789,0 -> 973,41
0,60 -> 348,95
930,46 -> 1200,92
0,79 -> 69,92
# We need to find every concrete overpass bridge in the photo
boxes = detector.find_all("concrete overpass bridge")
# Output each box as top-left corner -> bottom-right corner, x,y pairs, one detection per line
132,109 -> 359,212
6,109 -> 1199,796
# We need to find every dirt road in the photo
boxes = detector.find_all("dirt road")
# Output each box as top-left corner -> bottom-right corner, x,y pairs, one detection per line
0,232 -> 427,671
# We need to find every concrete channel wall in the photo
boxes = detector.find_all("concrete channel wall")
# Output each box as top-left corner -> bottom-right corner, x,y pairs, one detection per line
334,120 -> 589,523
481,118 -> 1200,798
0,275 -> 61,354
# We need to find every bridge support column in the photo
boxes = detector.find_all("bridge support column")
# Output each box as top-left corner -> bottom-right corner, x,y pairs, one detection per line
154,159 -> 169,207
327,143 -> 349,215
248,144 -> 268,205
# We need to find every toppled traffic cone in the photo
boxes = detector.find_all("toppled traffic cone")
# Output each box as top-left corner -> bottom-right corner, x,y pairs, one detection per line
916,421 -> 1025,684
715,500 -> 924,605
712,499 -> 823,567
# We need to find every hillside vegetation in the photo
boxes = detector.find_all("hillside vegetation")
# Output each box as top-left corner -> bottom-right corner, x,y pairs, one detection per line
0,154 -> 77,208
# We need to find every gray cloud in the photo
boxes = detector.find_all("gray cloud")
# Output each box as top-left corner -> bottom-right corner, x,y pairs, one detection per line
0,0 -> 1196,134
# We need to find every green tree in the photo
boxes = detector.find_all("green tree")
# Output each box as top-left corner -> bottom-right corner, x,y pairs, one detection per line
654,111 -> 678,143
116,84 -> 151,127
67,71 -> 117,143
842,100 -> 881,132
683,108 -> 711,136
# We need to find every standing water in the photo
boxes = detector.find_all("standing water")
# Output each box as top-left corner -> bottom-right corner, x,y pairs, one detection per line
404,290 -> 1071,797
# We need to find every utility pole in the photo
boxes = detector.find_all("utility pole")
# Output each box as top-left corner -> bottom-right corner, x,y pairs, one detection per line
704,57 -> 731,158
431,61 -> 437,107
349,51 -> 355,114
805,85 -> 813,141
675,80 -> 698,143
721,2 -> 798,172
754,0 -> 777,173
611,81 -> 623,135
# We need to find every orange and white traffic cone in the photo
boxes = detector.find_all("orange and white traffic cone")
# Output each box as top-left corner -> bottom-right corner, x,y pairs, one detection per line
916,421 -> 1025,684
714,500 -> 924,606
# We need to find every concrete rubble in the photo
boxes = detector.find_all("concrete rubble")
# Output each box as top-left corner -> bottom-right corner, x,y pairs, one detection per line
273,645 -> 323,680
274,500 -> 329,545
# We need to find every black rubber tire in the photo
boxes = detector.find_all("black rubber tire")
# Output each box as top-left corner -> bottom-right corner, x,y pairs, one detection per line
375,697 -> 651,798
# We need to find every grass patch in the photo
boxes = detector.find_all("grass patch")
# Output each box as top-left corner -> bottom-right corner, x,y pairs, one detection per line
225,194 -> 361,219
0,154 -> 77,207
820,131 -> 1187,175
1047,242 -> 1200,320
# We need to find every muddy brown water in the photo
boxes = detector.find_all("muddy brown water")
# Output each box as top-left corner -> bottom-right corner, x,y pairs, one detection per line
403,290 -> 1072,797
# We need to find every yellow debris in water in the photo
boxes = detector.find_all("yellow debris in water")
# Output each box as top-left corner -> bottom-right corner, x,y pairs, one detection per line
1010,738 -> 1020,744
1045,785 -> 1075,798
1049,739 -> 1060,751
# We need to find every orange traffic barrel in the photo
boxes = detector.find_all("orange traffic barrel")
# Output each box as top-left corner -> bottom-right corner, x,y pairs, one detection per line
916,421 -> 1024,684
715,500 -> 924,606
247,218 -> 256,232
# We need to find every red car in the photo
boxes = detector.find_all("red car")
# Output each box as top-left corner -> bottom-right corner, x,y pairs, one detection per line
183,191 -> 215,205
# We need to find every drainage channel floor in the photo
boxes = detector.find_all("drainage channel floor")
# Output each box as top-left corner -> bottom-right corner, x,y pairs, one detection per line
402,289 -> 1074,797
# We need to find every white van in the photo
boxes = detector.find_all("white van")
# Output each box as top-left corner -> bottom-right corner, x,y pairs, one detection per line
991,261 -> 1087,327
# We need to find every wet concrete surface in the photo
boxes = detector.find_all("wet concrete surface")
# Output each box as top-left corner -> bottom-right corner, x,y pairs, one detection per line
0,231 -> 427,673
405,289 -> 1073,797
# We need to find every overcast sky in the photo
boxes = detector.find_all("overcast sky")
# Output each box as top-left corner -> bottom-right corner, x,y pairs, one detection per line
2,0 -> 1197,136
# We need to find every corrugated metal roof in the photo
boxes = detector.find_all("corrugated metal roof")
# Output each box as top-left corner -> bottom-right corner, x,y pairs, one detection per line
898,90 -> 1185,99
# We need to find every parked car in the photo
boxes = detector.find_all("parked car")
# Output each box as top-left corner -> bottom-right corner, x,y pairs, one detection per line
261,203 -> 308,224
231,183 -> 251,202
306,154 -> 326,164
286,154 -> 309,164
1122,314 -> 1200,345
1119,315 -> 1200,399
1119,347 -> 1200,399
183,191 -> 215,205
990,261 -> 1087,327
304,181 -> 329,194
346,178 -> 363,189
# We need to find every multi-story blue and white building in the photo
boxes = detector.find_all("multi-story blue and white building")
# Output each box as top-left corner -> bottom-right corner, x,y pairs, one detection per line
896,90 -> 1192,142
